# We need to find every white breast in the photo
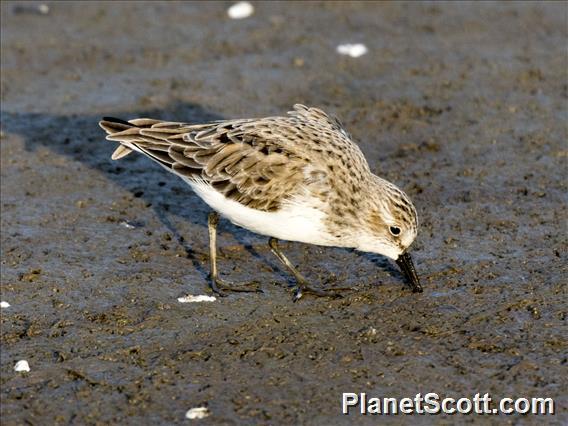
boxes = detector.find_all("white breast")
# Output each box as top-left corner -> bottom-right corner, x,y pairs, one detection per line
188,179 -> 336,246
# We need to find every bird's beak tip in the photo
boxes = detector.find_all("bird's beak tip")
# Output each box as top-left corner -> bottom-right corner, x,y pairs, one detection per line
395,251 -> 422,293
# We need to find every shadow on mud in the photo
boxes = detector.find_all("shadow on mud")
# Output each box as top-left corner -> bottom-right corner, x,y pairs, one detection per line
1,101 -> 403,287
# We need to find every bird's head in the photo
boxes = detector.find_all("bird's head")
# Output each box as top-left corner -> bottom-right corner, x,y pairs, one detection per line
357,177 -> 422,292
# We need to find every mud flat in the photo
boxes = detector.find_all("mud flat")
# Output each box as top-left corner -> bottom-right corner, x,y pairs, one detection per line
1,2 -> 566,424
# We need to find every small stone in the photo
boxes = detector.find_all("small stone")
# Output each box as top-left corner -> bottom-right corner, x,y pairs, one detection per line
14,360 -> 30,372
120,220 -> 136,229
336,43 -> 368,58
185,407 -> 210,419
178,295 -> 217,303
227,2 -> 254,19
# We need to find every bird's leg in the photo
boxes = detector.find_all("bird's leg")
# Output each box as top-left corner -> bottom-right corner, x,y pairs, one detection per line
268,237 -> 344,302
208,212 -> 262,295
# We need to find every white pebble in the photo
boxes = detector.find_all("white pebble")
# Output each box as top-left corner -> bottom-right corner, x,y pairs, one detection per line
14,360 -> 30,372
38,4 -> 49,14
0,301 -> 10,308
177,295 -> 216,303
336,43 -> 368,58
119,220 -> 136,229
227,2 -> 254,19
185,407 -> 210,419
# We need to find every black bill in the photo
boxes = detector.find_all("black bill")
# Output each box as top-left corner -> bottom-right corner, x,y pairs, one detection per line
395,252 -> 423,293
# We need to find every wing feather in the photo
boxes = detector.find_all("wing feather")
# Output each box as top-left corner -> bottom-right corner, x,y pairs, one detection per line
99,107 -> 358,211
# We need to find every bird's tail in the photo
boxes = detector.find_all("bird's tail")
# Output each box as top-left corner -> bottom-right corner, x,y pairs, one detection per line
99,117 -> 161,160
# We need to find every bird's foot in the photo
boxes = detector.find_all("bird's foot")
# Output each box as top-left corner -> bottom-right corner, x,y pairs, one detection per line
292,283 -> 351,302
210,276 -> 263,297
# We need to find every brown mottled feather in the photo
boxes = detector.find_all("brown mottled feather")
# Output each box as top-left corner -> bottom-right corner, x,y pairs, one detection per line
99,105 -> 366,212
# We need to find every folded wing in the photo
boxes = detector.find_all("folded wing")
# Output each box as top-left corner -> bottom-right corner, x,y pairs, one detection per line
99,116 -> 309,212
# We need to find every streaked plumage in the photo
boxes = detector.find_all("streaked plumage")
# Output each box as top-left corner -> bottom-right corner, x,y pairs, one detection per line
99,104 -> 422,299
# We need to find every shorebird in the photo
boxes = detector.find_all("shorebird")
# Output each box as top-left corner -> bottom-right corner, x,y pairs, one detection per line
99,104 -> 422,301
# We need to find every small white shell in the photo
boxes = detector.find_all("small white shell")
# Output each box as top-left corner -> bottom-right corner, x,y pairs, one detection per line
227,2 -> 254,19
336,43 -> 368,58
185,407 -> 210,419
0,301 -> 10,308
177,295 -> 216,303
38,4 -> 49,14
14,360 -> 30,372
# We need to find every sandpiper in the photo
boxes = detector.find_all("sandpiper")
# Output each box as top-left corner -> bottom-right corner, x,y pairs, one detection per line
99,104 -> 422,300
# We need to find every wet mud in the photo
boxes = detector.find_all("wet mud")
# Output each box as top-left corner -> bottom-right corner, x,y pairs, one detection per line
1,2 -> 566,424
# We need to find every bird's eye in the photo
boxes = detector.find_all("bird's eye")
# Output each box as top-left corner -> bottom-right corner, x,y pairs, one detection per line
389,226 -> 401,236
